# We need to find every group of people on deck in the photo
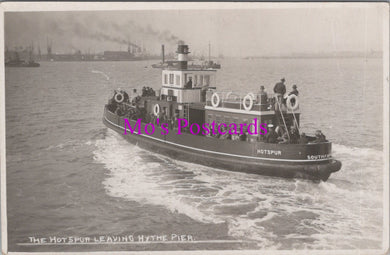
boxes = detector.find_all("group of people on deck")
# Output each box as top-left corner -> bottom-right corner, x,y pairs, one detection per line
266,124 -> 327,144
273,77 -> 299,98
255,78 -> 299,110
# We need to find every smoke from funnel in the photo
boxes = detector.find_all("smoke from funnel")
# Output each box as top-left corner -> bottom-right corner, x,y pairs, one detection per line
5,13 -> 183,54
46,17 -> 181,50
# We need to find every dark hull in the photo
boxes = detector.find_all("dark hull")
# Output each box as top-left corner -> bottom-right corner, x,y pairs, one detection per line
103,107 -> 341,181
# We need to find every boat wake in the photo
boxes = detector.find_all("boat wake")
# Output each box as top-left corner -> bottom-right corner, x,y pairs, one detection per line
93,129 -> 384,249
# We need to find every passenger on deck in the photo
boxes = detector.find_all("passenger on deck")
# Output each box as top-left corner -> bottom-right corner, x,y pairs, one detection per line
114,106 -> 124,116
312,130 -> 327,143
231,134 -> 240,141
123,91 -> 130,102
132,106 -> 141,120
288,85 -> 299,96
220,126 -> 231,140
257,86 -> 268,110
239,132 -> 247,142
149,87 -> 156,97
289,126 -> 300,144
266,125 -> 278,143
273,78 -> 287,111
161,109 -> 169,123
132,89 -> 139,98
149,113 -> 156,124
201,87 -> 207,102
108,98 -> 118,112
299,132 -> 309,144
274,77 -> 286,96
124,108 -> 133,119
130,89 -> 140,105
185,77 -> 193,89
278,132 -> 289,144
172,114 -> 178,129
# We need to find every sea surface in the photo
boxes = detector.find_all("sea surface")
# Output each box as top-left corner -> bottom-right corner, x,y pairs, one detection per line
5,57 -> 385,252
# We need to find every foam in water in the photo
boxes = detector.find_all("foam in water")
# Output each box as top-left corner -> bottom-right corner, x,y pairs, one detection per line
93,130 -> 384,249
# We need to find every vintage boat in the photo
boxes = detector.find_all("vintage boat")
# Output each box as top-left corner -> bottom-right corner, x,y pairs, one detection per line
103,42 -> 341,181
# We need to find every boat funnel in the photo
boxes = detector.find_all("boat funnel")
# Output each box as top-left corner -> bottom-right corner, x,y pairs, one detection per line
176,42 -> 190,70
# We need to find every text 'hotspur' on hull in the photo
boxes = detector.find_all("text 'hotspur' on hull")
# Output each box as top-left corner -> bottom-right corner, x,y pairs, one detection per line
102,42 -> 341,181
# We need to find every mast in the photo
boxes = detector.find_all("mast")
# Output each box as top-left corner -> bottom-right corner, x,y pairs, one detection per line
208,41 -> 211,62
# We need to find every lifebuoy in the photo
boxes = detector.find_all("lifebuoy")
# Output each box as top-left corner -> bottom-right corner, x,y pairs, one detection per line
115,93 -> 124,103
211,93 -> 220,107
243,94 -> 253,111
153,104 -> 160,116
287,94 -> 299,111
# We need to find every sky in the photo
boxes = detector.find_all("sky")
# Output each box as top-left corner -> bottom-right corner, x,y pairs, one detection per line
4,5 -> 385,57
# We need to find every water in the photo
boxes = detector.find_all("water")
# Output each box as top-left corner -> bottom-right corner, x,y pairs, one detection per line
5,57 -> 384,252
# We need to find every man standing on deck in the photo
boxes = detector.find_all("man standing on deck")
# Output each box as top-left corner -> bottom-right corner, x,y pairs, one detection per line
289,84 -> 299,96
273,78 -> 286,110
257,85 -> 268,110
185,77 -> 193,89
274,78 -> 286,96
266,124 -> 278,143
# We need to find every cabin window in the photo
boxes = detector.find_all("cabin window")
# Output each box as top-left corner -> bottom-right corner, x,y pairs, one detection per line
194,75 -> 198,87
175,75 -> 180,86
164,74 -> 168,84
199,75 -> 203,86
204,75 -> 210,86
169,74 -> 174,84
207,114 -> 213,122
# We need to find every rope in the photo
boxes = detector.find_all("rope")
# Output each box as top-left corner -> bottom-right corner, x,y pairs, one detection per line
276,98 -> 290,140
291,108 -> 301,134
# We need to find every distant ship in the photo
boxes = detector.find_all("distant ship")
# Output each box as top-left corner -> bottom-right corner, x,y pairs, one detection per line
152,44 -> 221,70
5,52 -> 40,67
188,60 -> 221,69
103,42 -> 341,181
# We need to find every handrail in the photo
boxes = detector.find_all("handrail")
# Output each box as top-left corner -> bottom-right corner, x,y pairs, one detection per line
276,99 -> 290,140
291,108 -> 301,134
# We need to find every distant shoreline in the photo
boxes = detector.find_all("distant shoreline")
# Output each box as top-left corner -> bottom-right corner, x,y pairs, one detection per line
244,54 -> 383,60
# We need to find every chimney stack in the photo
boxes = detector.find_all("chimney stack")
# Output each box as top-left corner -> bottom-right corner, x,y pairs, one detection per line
161,44 -> 165,63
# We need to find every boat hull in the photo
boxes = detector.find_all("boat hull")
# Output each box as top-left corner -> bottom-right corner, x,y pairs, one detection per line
103,107 -> 341,181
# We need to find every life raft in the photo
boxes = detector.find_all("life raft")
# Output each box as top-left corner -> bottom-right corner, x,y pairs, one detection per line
243,94 -> 253,111
114,92 -> 124,103
153,104 -> 160,116
287,94 -> 299,111
211,93 -> 220,107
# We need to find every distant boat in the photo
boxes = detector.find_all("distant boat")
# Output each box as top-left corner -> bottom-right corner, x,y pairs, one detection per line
5,52 -> 40,67
5,60 -> 40,67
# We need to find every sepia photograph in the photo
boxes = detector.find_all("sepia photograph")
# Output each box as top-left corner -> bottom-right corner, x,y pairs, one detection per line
0,2 -> 389,254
